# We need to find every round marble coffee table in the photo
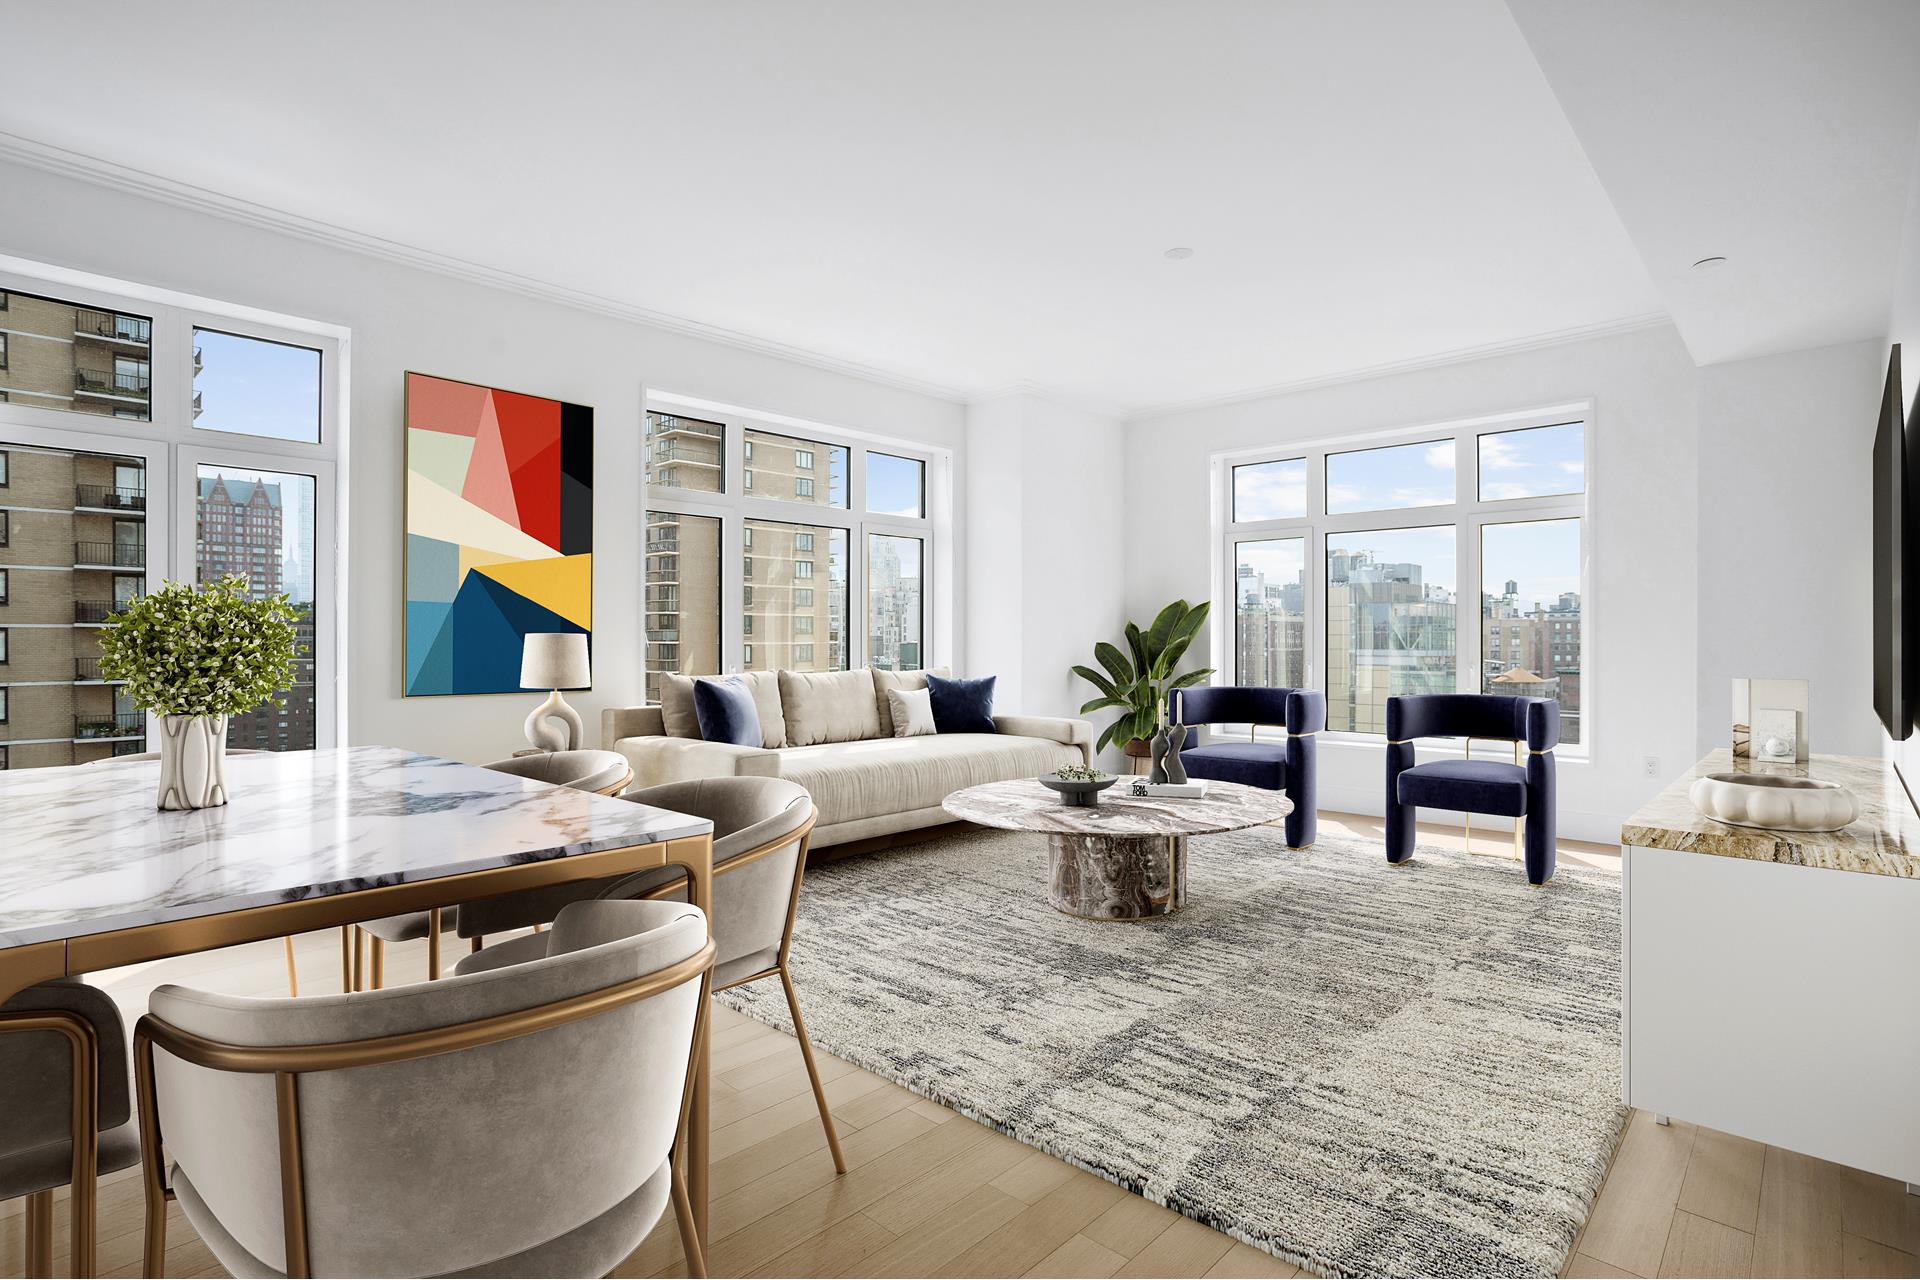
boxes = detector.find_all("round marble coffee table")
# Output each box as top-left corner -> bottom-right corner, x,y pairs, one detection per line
942,778 -> 1293,920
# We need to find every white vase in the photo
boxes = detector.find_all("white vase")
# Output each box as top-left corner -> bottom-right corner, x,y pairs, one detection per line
157,714 -> 230,811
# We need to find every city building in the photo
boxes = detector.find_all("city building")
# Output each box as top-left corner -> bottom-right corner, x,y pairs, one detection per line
0,289 -> 153,421
1325,549 -> 1457,734
0,442 -> 148,768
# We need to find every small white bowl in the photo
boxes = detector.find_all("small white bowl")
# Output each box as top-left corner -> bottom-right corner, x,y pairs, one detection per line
1688,772 -> 1858,833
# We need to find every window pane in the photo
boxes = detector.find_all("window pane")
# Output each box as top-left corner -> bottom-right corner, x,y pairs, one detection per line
1232,459 -> 1307,521
744,520 -> 846,672
0,289 -> 152,422
1325,439 -> 1454,514
191,329 -> 322,442
644,510 -> 720,700
1482,518 -> 1581,744
744,429 -> 847,509
868,452 -> 926,518
195,464 -> 317,751
1326,526 -> 1456,732
868,534 -> 923,671
1477,422 -> 1585,501
1234,538 -> 1306,688
646,412 -> 725,494
0,440 -> 149,766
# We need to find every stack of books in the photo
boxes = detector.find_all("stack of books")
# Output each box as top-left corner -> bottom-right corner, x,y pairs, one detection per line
1125,779 -> 1210,799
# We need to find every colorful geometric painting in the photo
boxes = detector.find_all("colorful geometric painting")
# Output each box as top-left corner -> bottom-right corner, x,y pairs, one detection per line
403,372 -> 592,696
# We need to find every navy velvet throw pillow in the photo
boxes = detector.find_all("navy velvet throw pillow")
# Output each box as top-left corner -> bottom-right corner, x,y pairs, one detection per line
693,677 -> 762,747
926,673 -> 997,734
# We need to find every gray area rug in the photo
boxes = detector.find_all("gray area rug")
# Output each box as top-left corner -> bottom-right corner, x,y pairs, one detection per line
717,824 -> 1627,1278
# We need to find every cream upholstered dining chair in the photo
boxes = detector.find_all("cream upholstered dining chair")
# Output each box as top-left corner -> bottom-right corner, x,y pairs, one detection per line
455,775 -> 847,1174
134,899 -> 715,1279
308,749 -> 636,994
0,979 -> 143,1278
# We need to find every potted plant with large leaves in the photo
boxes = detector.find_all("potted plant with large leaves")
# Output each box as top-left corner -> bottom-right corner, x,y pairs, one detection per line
98,574 -> 300,810
1072,600 -> 1216,771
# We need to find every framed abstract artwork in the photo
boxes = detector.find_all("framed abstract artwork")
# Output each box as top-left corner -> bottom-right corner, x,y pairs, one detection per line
403,372 -> 592,696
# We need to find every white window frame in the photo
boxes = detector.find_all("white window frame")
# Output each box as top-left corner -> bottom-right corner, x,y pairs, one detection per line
0,257 -> 349,750
641,390 -> 945,679
1211,400 -> 1594,761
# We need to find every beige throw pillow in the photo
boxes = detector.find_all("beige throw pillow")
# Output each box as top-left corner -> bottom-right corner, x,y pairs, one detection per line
659,671 -> 786,748
872,666 -> 950,737
780,668 -> 884,746
886,687 -> 938,738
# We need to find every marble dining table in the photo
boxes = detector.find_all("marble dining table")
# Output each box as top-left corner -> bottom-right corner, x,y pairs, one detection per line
0,745 -> 719,1276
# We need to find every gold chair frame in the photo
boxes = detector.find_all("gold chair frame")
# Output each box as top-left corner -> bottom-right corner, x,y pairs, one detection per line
287,765 -> 638,997
135,934 -> 718,1279
0,1008 -> 99,1278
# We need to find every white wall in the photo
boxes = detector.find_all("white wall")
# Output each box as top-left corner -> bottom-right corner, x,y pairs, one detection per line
964,394 -> 1127,761
0,158 -> 967,764
1120,325 -> 1701,843
1885,130 -> 1920,789
1696,340 -> 1884,758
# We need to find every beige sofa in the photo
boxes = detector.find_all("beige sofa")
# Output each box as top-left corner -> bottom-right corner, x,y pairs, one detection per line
603,667 -> 1093,848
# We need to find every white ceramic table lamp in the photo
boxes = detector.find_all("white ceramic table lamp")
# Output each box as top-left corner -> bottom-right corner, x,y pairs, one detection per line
520,632 -> 590,751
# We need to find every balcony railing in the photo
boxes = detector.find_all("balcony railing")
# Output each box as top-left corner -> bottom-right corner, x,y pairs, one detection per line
74,367 -> 151,399
74,712 -> 144,740
650,415 -> 723,439
73,308 -> 151,344
75,540 -> 145,569
646,538 -> 680,554
74,483 -> 147,512
75,598 -> 141,624
192,390 -> 203,419
74,656 -> 121,682
649,443 -> 720,465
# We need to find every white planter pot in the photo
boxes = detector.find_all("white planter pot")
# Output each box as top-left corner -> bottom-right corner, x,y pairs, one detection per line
157,714 -> 230,811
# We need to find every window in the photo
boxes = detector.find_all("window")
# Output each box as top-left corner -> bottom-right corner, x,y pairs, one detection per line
868,453 -> 926,518
1478,422 -> 1584,502
192,328 -> 323,443
0,333 -> 8,370
643,510 -> 719,701
0,267 -> 344,768
644,400 -> 937,682
0,451 -> 8,486
645,412 -> 724,495
0,511 -> 7,548
0,687 -> 7,723
1482,517 -> 1583,744
1326,439 -> 1454,514
1219,410 -> 1588,750
0,628 -> 8,662
868,533 -> 923,671
744,428 -> 847,508
195,464 -> 318,750
1233,459 -> 1307,522
742,520 -> 845,673
0,568 -> 7,604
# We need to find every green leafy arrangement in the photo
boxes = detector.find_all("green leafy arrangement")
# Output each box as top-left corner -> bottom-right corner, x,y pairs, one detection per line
97,575 -> 301,719
1051,763 -> 1109,782
1072,599 -> 1216,755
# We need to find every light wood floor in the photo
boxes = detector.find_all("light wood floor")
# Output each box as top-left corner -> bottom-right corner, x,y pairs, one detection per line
2,814 -> 1913,1280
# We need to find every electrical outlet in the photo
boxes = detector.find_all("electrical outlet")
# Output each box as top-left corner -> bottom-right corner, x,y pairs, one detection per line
1644,756 -> 1660,777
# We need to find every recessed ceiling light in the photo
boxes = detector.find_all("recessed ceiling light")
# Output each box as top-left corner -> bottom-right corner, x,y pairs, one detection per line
1692,256 -> 1728,270
1164,247 -> 1194,260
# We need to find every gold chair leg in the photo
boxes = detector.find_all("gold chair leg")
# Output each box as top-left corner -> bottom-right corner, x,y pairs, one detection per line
24,1190 -> 53,1278
670,1155 -> 708,1278
284,935 -> 300,998
428,908 -> 442,981
471,936 -> 484,954
371,937 -> 385,990
340,925 -> 353,993
779,965 -> 847,1174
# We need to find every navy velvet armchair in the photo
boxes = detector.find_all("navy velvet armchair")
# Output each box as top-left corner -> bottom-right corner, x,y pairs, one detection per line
1385,693 -> 1560,885
1169,686 -> 1324,848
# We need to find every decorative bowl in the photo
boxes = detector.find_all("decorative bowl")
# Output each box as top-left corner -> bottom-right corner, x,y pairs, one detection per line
1687,772 -> 1858,833
1038,774 -> 1118,807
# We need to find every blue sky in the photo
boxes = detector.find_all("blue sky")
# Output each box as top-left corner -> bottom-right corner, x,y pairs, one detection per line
868,452 -> 924,517
193,328 -> 322,443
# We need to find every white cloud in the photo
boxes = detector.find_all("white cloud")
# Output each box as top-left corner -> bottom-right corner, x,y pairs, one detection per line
1558,460 -> 1585,476
1477,435 -> 1523,470
1424,442 -> 1455,471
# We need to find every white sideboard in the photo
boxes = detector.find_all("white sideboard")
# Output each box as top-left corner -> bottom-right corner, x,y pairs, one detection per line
1621,750 -> 1920,1189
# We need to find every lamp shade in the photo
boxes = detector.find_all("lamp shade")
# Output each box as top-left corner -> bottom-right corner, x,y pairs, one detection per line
520,632 -> 590,690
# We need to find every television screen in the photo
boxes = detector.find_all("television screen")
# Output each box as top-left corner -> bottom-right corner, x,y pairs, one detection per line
1873,344 -> 1909,739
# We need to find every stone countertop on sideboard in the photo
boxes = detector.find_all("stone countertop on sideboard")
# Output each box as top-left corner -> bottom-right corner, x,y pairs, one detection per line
1620,748 -> 1920,879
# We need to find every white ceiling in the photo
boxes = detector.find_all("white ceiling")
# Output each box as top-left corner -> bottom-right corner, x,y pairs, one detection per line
11,4 -> 1915,413
1509,0 -> 1920,370
0,0 -> 1679,412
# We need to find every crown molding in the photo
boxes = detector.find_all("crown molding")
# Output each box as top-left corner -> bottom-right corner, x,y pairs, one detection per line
1125,311 -> 1674,421
0,130 -> 971,406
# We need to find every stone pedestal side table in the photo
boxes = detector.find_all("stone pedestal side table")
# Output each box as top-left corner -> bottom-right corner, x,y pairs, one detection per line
943,778 -> 1293,920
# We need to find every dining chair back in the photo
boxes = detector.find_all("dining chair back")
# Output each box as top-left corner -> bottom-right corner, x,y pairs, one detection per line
136,899 -> 714,1278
